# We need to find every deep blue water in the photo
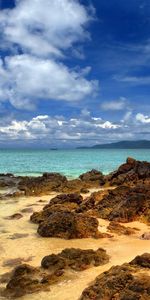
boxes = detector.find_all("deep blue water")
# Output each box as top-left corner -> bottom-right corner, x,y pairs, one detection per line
0,149 -> 149,178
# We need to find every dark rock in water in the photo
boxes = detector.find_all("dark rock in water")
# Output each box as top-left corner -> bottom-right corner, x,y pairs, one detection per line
80,253 -> 150,300
107,221 -> 138,235
5,213 -> 23,220
2,247 -> 109,298
140,232 -> 150,240
37,211 -> 103,239
79,169 -> 105,186
2,264 -> 51,298
41,248 -> 109,271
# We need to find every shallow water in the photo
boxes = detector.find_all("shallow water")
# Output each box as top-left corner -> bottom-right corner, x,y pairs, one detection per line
0,148 -> 150,177
0,191 -> 150,300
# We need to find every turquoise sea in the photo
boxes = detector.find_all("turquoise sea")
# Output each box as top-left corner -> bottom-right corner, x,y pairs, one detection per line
0,149 -> 149,178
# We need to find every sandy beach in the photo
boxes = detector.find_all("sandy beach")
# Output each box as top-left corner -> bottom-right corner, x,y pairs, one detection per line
0,187 -> 150,300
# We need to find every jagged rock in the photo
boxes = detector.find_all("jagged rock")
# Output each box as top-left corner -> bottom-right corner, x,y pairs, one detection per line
80,253 -> 150,300
107,157 -> 150,186
2,264 -> 62,298
18,173 -> 67,196
30,193 -> 83,224
41,248 -> 109,271
130,253 -> 150,268
1,248 -> 109,298
95,184 -> 150,223
37,211 -> 104,239
107,221 -> 138,235
79,169 -> 105,186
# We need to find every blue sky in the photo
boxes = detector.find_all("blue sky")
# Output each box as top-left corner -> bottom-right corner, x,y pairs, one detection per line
0,0 -> 150,148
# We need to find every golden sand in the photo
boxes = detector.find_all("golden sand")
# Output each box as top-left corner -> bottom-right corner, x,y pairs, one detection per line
0,189 -> 149,300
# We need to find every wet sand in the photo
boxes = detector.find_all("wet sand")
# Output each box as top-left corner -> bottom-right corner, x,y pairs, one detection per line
0,189 -> 150,300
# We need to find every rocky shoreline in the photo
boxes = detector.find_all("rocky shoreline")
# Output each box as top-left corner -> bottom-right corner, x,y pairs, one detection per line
0,157 -> 150,299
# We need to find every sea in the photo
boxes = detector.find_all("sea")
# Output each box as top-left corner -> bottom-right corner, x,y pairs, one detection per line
0,148 -> 149,178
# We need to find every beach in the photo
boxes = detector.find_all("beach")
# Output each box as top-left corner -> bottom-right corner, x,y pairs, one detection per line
0,157 -> 150,299
0,189 -> 150,300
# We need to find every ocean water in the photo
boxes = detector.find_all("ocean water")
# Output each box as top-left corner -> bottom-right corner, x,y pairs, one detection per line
0,149 -> 149,178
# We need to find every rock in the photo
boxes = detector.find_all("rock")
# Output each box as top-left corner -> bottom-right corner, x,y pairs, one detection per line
80,253 -> 150,300
130,253 -> 150,268
107,157 -> 150,186
18,173 -> 67,196
5,213 -> 23,220
107,221 -> 138,235
2,264 -> 51,298
45,193 -> 83,207
95,184 -> 150,223
79,169 -> 105,186
2,247 -> 109,298
80,188 -> 90,194
37,211 -> 102,239
140,232 -> 150,240
41,248 -> 109,271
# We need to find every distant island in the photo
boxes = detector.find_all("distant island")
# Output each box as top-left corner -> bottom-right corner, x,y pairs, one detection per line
78,140 -> 150,149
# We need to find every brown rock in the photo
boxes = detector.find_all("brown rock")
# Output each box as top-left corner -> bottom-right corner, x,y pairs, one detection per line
37,212 -> 101,239
41,248 -> 109,271
107,221 -> 138,235
80,253 -> 150,300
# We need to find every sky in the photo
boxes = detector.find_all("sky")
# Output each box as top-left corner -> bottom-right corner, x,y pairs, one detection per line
0,0 -> 150,148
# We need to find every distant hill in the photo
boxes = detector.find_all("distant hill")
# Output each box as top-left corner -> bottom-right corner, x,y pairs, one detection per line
78,140 -> 150,149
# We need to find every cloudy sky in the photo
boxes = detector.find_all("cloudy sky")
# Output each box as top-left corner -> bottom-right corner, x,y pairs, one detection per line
0,0 -> 150,148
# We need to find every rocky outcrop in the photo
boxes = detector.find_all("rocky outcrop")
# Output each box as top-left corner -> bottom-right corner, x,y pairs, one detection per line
30,193 -> 83,224
41,248 -> 109,271
107,157 -> 150,186
1,248 -> 109,298
80,253 -> 150,300
95,184 -> 150,223
37,211 -> 107,239
2,264 -> 62,298
18,173 -> 67,196
79,169 -> 106,186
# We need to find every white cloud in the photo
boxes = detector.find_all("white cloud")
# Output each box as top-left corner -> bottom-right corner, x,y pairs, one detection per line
0,114 -> 121,142
1,54 -> 98,109
0,0 -> 93,57
115,75 -> 150,85
0,0 -> 98,109
136,113 -> 150,123
0,112 -> 150,146
101,97 -> 126,110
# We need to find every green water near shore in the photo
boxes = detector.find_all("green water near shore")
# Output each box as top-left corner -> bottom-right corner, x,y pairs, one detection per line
0,148 -> 149,177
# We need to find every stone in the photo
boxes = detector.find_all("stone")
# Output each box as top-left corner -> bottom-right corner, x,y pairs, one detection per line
80,253 -> 150,300
37,211 -> 102,239
41,248 -> 109,271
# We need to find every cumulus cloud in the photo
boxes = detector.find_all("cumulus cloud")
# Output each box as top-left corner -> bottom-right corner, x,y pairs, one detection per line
0,114 -> 121,142
136,113 -> 150,123
0,0 -> 98,109
101,97 -> 126,110
0,112 -> 150,146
